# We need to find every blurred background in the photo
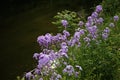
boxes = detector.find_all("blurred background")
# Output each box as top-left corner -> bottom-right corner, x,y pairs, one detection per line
0,0 -> 102,80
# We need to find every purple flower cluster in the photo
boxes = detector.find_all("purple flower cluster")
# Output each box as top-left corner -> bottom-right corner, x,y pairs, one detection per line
25,5 -> 119,80
63,65 -> 74,76
37,33 -> 52,48
63,65 -> 82,77
26,47 -> 69,79
102,27 -> 110,40
50,72 -> 62,80
26,29 -> 71,79
67,28 -> 85,47
37,30 -> 70,49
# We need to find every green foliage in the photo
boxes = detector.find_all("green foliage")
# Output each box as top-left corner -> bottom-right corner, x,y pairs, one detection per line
74,36 -> 120,80
102,0 -> 120,16
52,10 -> 81,33
18,5 -> 120,80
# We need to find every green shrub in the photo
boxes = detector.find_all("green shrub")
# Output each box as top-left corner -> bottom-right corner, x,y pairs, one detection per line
102,0 -> 120,16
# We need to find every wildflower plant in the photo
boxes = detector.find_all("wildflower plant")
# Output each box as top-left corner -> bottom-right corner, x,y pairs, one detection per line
18,5 -> 120,80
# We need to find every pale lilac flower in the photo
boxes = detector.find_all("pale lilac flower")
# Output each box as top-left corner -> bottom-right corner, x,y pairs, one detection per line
109,23 -> 115,27
114,15 -> 119,22
63,65 -> 74,76
79,29 -> 85,35
60,52 -> 68,58
49,52 -> 57,60
74,31 -> 81,39
37,33 -> 53,48
104,27 -> 110,33
63,30 -> 70,37
91,12 -> 98,18
25,72 -> 33,80
85,22 -> 91,28
44,33 -> 52,43
95,5 -> 102,13
84,37 -> 91,42
102,33 -> 109,40
37,35 -> 45,45
34,68 -> 41,74
69,38 -> 80,47
61,42 -> 67,48
87,16 -> 93,23
33,53 -> 39,60
87,25 -> 97,35
38,54 -> 49,67
61,20 -> 68,27
78,21 -> 84,27
97,17 -> 104,24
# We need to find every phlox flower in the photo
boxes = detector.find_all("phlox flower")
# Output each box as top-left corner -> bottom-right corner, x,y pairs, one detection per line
114,15 -> 119,22
91,12 -> 98,18
61,20 -> 68,27
109,23 -> 115,27
95,5 -> 102,13
63,65 -> 74,76
78,21 -> 84,27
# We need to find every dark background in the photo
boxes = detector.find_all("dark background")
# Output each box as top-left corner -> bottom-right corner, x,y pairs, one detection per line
0,0 -> 102,80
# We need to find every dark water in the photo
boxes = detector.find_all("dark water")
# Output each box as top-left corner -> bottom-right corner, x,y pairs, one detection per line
0,1 -> 102,80
0,7 -> 58,80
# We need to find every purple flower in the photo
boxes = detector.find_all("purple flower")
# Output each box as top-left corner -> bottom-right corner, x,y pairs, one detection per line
96,17 -> 104,24
87,25 -> 97,35
45,33 -> 52,42
91,12 -> 98,18
102,33 -> 108,40
95,5 -> 102,13
34,68 -> 41,74
49,52 -> 57,60
84,37 -> 91,42
33,53 -> 39,60
25,72 -> 33,80
104,27 -> 110,33
61,42 -> 67,49
74,31 -> 81,39
87,16 -> 93,23
69,38 -> 80,47
78,21 -> 84,27
60,52 -> 68,58
37,35 -> 45,45
38,54 -> 49,67
63,65 -> 74,76
63,30 -> 70,37
109,23 -> 115,27
79,29 -> 85,35
37,33 -> 53,48
61,20 -> 68,27
85,22 -> 91,28
114,15 -> 119,22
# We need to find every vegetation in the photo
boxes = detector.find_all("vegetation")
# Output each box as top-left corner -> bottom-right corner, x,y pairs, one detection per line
18,4 -> 120,80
